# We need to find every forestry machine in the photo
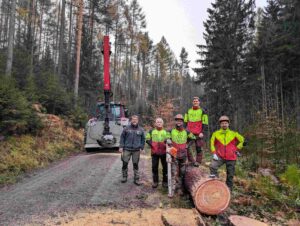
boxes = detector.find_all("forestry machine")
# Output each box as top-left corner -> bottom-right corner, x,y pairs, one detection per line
84,36 -> 129,151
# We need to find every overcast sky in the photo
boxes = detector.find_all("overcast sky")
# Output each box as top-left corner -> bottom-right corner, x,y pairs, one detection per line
137,0 -> 267,75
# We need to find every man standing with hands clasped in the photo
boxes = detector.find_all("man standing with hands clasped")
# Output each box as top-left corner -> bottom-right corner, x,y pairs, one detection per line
119,115 -> 145,186
146,118 -> 169,188
184,96 -> 208,167
209,116 -> 245,191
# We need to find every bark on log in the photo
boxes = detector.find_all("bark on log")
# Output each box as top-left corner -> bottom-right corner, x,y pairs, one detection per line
184,167 -> 231,215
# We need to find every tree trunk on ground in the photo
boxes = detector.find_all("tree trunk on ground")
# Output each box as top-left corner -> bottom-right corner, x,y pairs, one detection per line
74,0 -> 83,106
229,215 -> 268,226
5,0 -> 16,76
184,167 -> 230,215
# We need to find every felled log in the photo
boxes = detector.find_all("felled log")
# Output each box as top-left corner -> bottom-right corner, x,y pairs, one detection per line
184,167 -> 231,215
229,215 -> 269,226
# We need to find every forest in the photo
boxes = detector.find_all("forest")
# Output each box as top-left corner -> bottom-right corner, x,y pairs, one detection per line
0,0 -> 300,222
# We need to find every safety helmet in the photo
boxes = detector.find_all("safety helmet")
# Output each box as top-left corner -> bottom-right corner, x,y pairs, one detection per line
174,114 -> 184,121
219,115 -> 230,123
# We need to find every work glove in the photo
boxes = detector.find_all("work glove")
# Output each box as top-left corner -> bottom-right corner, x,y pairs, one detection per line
166,139 -> 172,146
213,153 -> 219,161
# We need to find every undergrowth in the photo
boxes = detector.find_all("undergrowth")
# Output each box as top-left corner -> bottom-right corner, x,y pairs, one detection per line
0,120 -> 83,185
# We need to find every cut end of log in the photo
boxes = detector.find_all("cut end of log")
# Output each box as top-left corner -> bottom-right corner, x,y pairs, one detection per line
194,179 -> 231,215
229,215 -> 269,226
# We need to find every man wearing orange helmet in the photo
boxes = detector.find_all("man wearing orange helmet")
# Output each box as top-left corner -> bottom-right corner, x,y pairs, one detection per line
168,114 -> 195,195
184,97 -> 209,167
209,116 -> 245,191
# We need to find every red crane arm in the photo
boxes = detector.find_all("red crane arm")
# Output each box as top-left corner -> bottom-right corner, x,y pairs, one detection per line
103,35 -> 111,91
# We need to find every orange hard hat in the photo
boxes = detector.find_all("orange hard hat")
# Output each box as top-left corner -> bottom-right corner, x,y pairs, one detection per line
219,115 -> 230,123
174,114 -> 184,120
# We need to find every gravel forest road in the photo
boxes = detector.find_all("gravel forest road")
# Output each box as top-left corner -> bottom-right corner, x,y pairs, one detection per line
0,152 -> 155,225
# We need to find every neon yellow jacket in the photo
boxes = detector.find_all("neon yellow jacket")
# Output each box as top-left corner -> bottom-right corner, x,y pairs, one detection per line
146,129 -> 170,155
184,107 -> 208,135
211,128 -> 244,160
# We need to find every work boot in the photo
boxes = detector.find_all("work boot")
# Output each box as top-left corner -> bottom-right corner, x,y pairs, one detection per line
152,182 -> 158,188
187,148 -> 195,163
196,152 -> 203,165
162,181 -> 168,188
133,163 -> 140,185
134,179 -> 141,186
121,176 -> 127,183
177,189 -> 184,196
121,169 -> 128,183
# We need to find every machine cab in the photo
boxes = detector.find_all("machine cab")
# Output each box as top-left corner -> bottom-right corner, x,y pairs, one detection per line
95,102 -> 129,126
84,102 -> 129,150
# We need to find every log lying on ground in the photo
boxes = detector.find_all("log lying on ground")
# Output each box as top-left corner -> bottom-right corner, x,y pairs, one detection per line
229,215 -> 269,226
184,167 -> 231,215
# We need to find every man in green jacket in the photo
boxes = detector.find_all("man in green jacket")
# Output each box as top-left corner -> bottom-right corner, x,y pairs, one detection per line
210,115 -> 245,191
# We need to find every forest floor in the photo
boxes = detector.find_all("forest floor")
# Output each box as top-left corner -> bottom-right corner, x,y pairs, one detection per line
1,149 -> 298,225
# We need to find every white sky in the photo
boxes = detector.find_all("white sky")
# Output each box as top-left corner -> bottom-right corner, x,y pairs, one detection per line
138,0 -> 267,76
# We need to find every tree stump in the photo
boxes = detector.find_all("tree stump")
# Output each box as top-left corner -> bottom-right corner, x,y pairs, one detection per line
184,167 -> 231,215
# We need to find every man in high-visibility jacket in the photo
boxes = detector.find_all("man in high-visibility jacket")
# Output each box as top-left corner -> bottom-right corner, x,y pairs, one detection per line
210,115 -> 245,191
169,114 -> 195,195
184,97 -> 208,167
146,118 -> 170,188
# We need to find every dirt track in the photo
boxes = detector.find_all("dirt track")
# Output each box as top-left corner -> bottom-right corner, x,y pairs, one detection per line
0,152 -> 157,225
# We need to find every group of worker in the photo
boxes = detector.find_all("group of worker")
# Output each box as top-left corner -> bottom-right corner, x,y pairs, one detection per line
118,96 -> 245,194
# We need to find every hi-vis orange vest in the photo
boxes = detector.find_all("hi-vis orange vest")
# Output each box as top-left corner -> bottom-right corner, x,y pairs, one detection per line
210,128 -> 245,160
184,108 -> 208,135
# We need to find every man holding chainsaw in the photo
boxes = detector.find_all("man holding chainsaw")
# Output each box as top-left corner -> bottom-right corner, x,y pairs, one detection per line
184,97 -> 209,167
146,118 -> 170,188
167,114 -> 195,195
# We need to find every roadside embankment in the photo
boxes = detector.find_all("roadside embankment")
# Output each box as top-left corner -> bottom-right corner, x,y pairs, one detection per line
0,111 -> 83,184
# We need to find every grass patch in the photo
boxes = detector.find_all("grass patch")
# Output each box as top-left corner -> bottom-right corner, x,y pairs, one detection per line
0,118 -> 83,185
